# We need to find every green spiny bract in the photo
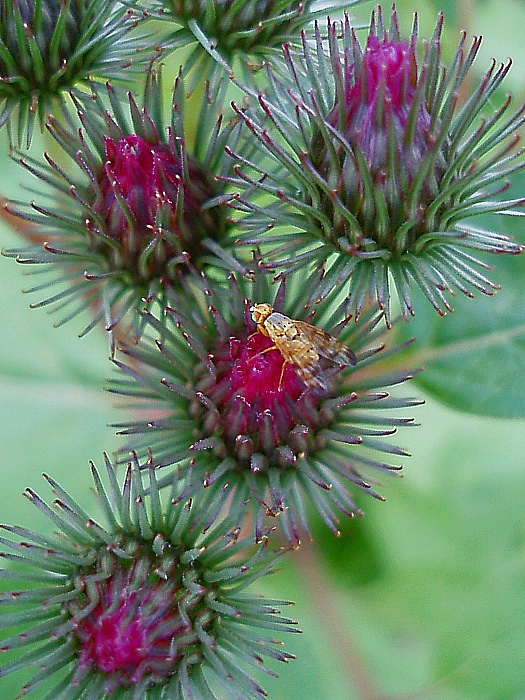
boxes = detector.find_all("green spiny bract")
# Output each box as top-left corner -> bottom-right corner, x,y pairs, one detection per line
229,7 -> 525,325
0,454 -> 297,699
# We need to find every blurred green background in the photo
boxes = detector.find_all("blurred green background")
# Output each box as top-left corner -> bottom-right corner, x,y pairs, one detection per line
1,0 -> 525,698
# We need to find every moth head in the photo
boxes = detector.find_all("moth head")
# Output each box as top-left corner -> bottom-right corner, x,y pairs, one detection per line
250,303 -> 273,325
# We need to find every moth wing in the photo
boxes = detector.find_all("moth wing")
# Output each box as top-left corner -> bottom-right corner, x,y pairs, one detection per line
269,320 -> 319,362
293,358 -> 328,392
292,322 -> 357,367
265,317 -> 327,391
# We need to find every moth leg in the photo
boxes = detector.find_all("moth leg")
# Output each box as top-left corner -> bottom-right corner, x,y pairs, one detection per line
247,344 -> 279,362
247,346 -> 289,391
277,359 -> 289,390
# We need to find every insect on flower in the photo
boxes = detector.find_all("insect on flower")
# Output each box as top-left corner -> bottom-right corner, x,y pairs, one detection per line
250,303 -> 357,392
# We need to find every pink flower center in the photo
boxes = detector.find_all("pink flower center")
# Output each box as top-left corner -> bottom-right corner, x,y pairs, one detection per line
86,597 -> 148,673
341,34 -> 437,177
199,330 -> 310,458
347,36 -> 413,116
227,332 -> 303,410
90,133 -> 219,279
73,570 -> 191,688
99,134 -> 185,235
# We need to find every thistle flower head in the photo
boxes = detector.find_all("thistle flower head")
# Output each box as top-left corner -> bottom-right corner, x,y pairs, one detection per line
230,6 -> 525,324
0,454 -> 296,698
0,0 -> 156,147
329,31 -> 431,175
3,73 -> 245,347
109,263 -> 421,544
137,0 -> 361,84
94,131 -> 219,277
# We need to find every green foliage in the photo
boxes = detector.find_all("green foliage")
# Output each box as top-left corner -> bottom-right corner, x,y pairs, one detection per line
399,247 -> 525,417
1,0 -> 525,698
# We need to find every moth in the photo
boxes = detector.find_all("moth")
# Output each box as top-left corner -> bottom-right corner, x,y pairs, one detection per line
249,303 -> 357,392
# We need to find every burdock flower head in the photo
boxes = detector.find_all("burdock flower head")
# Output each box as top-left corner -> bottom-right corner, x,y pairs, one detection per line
136,0 -> 361,83
109,263 -> 421,544
230,6 -> 525,325
0,0 -> 156,147
0,454 -> 296,698
3,73 -> 245,347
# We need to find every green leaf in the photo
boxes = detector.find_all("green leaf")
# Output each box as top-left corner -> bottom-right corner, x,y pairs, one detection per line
270,398 -> 525,700
0,223 -> 119,526
397,233 -> 525,418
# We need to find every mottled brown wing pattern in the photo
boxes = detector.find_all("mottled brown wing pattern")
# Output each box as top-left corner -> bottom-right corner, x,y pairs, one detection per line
289,321 -> 357,367
264,314 -> 327,392
249,304 -> 357,392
